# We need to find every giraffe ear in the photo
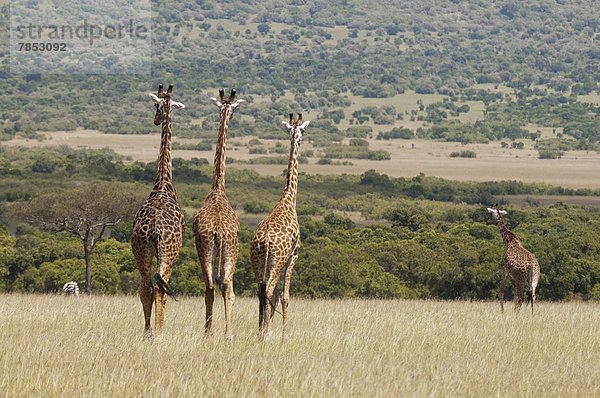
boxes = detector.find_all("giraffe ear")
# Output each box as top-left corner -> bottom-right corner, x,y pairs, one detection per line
282,121 -> 292,130
171,100 -> 186,109
231,99 -> 245,109
210,97 -> 222,108
149,93 -> 162,104
499,210 -> 508,215
299,120 -> 310,130
486,207 -> 494,213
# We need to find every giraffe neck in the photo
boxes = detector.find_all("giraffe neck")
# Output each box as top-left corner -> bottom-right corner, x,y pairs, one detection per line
154,104 -> 174,192
280,135 -> 300,208
212,110 -> 230,191
497,218 -> 517,248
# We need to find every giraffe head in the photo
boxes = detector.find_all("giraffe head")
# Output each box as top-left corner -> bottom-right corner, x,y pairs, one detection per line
149,84 -> 186,126
487,204 -> 508,224
211,88 -> 244,121
282,113 -> 310,144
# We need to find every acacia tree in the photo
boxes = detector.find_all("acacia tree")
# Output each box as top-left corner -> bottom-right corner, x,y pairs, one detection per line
17,183 -> 140,295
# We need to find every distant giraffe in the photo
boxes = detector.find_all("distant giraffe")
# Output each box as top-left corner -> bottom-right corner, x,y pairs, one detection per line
193,89 -> 244,338
487,205 -> 540,313
131,84 -> 186,337
251,113 -> 309,338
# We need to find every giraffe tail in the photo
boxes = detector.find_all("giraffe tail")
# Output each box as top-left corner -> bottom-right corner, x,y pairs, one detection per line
154,273 -> 178,302
257,239 -> 270,312
261,240 -> 271,288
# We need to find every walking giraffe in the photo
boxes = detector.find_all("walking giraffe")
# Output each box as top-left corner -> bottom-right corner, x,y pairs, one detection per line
131,84 -> 186,337
251,113 -> 309,339
487,205 -> 540,313
193,89 -> 244,338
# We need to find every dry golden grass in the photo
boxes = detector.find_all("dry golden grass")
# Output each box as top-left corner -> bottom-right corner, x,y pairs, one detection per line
243,139 -> 600,189
1,294 -> 598,397
576,92 -> 600,105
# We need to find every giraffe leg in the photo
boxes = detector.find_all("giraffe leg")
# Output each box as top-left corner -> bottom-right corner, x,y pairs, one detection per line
200,250 -> 215,336
281,249 -> 299,339
134,250 -> 154,338
261,280 -> 277,339
514,278 -> 525,312
262,261 -> 284,339
529,264 -> 540,314
258,281 -> 266,334
154,288 -> 167,334
154,259 -> 176,334
198,240 -> 215,335
204,277 -> 215,335
221,257 -> 236,339
262,285 -> 274,339
139,274 -> 153,338
270,289 -> 280,321
254,245 -> 270,337
497,269 -> 509,313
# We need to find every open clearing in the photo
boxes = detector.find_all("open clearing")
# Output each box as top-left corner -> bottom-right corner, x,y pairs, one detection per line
6,129 -> 600,189
1,294 -> 598,397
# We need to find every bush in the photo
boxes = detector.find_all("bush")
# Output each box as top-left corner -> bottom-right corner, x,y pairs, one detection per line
349,138 -> 369,147
244,200 -> 270,214
249,147 -> 268,154
450,151 -> 476,158
367,150 -> 391,160
247,156 -> 288,164
345,126 -> 372,138
591,283 -> 600,301
538,150 -> 563,159
377,127 -> 414,140
248,138 -> 263,146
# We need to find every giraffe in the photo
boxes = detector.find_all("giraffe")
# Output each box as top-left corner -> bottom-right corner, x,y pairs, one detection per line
251,113 -> 309,339
192,89 -> 244,338
487,205 -> 540,313
131,84 -> 186,337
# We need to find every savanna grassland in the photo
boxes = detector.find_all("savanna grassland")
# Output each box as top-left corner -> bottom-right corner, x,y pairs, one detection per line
1,294 -> 598,397
2,1 -> 600,395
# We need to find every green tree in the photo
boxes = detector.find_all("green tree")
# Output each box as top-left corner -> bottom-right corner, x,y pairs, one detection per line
0,226 -> 16,291
257,23 -> 271,34
16,183 -> 139,295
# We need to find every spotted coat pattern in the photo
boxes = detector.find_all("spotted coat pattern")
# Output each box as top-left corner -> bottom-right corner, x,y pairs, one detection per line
131,85 -> 185,337
251,114 -> 308,338
192,90 -> 241,338
488,206 -> 540,312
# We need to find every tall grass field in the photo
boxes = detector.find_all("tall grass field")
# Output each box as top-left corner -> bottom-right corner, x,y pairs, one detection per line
1,294 -> 598,397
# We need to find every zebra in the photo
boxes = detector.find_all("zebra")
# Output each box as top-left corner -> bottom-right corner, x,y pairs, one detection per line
63,281 -> 80,296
